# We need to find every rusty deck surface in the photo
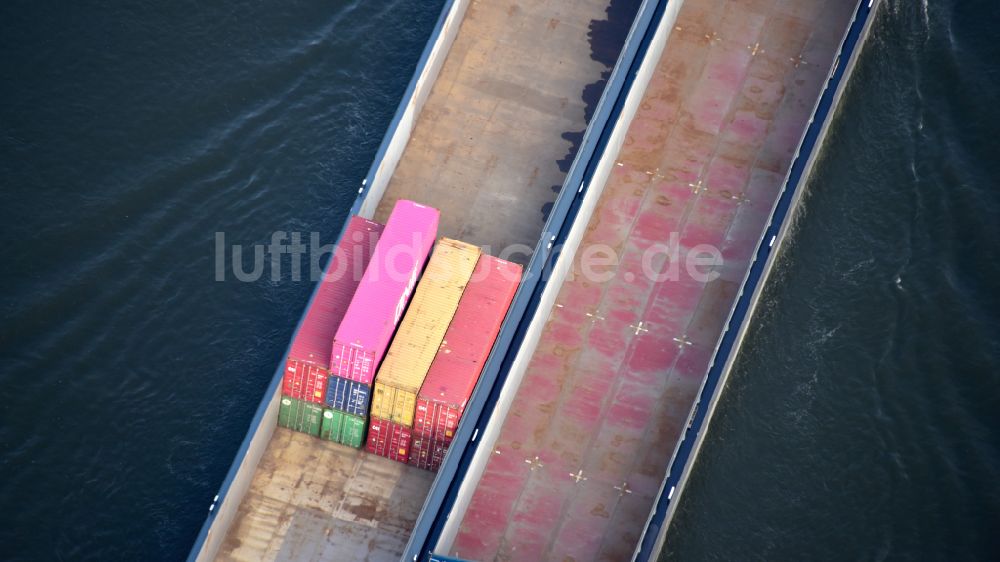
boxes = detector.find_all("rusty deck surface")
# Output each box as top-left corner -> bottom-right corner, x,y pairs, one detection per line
218,427 -> 434,562
217,428 -> 434,561
450,0 -> 859,560
374,0 -> 619,260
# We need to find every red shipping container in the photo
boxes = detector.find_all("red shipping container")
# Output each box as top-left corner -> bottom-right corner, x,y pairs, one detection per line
282,361 -> 328,404
282,216 -> 383,403
414,255 -> 521,442
408,436 -> 449,472
331,200 -> 439,385
366,418 -> 412,463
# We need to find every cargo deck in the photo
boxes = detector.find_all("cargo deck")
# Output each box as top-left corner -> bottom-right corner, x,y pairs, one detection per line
440,0 -> 862,560
207,0 -> 640,560
373,0 -> 626,257
220,428 -> 435,560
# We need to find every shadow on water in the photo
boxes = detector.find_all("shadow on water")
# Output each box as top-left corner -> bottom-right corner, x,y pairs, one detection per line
541,0 -> 642,222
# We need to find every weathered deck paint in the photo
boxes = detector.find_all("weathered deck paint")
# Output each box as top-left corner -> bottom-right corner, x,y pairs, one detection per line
447,0 -> 862,560
635,2 -> 884,559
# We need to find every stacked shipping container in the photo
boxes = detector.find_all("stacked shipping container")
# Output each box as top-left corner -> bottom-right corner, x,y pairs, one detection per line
367,238 -> 480,463
324,377 -> 370,417
325,200 -> 439,446
319,409 -> 366,448
409,255 -> 521,470
330,200 -> 439,384
278,397 -> 324,437
278,216 -> 383,438
367,418 -> 414,463
274,200 -> 521,467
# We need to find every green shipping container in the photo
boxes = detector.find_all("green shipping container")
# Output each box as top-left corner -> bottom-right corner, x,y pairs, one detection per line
320,409 -> 367,448
278,397 -> 323,436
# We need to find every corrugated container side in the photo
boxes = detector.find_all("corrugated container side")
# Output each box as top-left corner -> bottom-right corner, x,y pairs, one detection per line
282,360 -> 328,404
328,342 -> 377,387
281,216 -> 384,403
414,255 -> 522,441
278,397 -> 324,437
371,382 -> 418,427
413,397 -> 462,442
366,418 -> 413,463
319,409 -> 366,448
370,238 -> 481,426
408,436 -> 448,472
331,200 -> 439,385
323,375 -> 372,417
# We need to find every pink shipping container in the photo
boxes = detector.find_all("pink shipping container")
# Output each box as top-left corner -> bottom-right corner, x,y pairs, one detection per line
282,216 -> 383,403
330,200 -> 439,385
413,255 -> 521,442
366,418 -> 412,463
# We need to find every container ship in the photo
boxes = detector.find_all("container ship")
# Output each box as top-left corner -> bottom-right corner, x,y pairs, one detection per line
188,0 -> 883,560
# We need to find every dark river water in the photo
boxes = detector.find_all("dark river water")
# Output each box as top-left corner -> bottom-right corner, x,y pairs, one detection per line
0,1 -> 996,561
0,1 -> 444,559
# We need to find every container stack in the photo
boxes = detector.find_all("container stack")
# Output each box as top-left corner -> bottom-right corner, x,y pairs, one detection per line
279,216 -> 384,437
409,255 -> 522,470
276,199 -> 523,471
324,200 -> 439,446
367,238 -> 480,463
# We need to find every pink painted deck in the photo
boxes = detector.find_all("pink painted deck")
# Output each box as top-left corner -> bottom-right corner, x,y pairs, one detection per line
330,200 -> 439,385
451,0 -> 858,560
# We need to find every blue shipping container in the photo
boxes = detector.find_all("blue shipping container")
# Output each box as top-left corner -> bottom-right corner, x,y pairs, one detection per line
325,375 -> 372,417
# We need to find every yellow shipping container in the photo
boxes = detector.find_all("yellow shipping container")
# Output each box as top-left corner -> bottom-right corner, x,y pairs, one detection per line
370,238 -> 480,426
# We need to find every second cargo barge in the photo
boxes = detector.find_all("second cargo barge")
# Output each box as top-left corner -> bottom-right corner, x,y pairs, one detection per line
411,0 -> 883,560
